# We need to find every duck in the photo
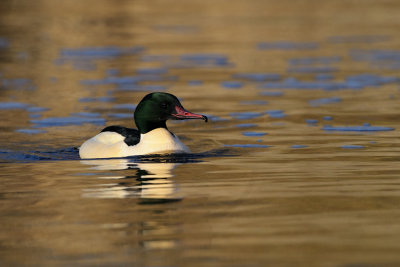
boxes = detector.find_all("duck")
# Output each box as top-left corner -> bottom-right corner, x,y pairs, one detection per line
79,92 -> 208,159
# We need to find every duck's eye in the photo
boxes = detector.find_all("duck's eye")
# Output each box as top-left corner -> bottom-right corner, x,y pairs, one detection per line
160,102 -> 169,109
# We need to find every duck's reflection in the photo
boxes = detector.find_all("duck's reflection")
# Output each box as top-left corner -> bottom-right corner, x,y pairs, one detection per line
81,159 -> 182,203
79,158 -> 184,251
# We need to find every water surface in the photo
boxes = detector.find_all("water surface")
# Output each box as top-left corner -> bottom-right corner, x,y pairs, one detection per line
1,1 -> 400,266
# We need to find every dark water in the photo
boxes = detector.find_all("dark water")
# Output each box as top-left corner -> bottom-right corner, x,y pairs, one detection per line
2,0 -> 400,266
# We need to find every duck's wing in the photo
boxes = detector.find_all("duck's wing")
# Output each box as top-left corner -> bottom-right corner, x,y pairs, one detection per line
101,125 -> 140,146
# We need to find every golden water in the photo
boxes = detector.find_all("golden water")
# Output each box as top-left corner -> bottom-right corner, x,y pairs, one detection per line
1,1 -> 400,266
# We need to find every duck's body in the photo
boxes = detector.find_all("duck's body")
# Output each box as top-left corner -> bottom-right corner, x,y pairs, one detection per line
79,92 -> 207,159
79,127 -> 189,159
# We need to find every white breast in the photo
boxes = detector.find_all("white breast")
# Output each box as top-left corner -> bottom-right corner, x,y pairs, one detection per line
124,128 -> 189,156
79,128 -> 189,159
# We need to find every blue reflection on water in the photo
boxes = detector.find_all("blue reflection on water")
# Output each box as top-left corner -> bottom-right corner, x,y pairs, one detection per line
136,68 -> 168,75
79,97 -> 115,102
288,66 -> 338,73
240,100 -> 268,105
180,54 -> 230,66
265,110 -> 286,118
31,117 -> 106,127
0,103 -> 50,120
259,91 -> 284,97
108,113 -> 132,119
60,46 -> 145,59
350,49 -> 400,70
342,145 -> 365,149
305,119 -> 318,125
54,46 -> 145,71
16,129 -> 47,134
113,104 -> 137,110
1,78 -> 36,90
242,132 -> 267,137
117,84 -> 167,91
106,69 -> 120,76
188,80 -> 203,86
140,53 -> 232,68
81,75 -> 176,86
26,106 -> 50,112
323,125 -> 394,132
29,114 -> 41,119
235,123 -> 257,128
260,74 -> 398,91
221,81 -> 243,89
0,37 -> 9,48
288,56 -> 341,65
233,73 -> 281,82
258,41 -> 319,50
0,102 -> 29,109
315,74 -> 334,81
230,112 -> 263,120
141,55 -> 172,62
309,97 -> 341,106
292,145 -> 308,149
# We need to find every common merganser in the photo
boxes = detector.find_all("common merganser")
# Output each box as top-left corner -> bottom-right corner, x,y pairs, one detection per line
79,92 -> 207,159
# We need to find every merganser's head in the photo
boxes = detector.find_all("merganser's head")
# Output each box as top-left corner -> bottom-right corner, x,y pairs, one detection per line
134,92 -> 208,134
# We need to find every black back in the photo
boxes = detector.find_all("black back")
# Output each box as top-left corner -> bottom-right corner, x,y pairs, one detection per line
101,126 -> 140,146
